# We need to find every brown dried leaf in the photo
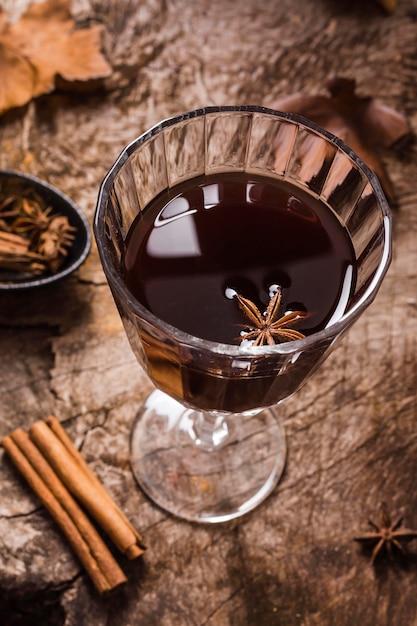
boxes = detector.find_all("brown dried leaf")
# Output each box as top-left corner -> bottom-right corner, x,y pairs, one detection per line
0,39 -> 37,115
376,0 -> 398,13
273,76 -> 411,205
0,0 -> 112,116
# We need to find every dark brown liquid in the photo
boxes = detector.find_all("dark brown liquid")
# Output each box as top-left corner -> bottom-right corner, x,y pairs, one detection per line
123,173 -> 356,345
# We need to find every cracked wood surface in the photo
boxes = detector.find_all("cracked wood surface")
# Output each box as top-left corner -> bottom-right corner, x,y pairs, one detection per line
0,0 -> 417,624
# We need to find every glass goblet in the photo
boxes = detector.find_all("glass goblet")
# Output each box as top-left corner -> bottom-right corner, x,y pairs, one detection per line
94,106 -> 391,523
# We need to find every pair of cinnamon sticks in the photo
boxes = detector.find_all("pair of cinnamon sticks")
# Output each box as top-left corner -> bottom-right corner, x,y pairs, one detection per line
2,416 -> 146,595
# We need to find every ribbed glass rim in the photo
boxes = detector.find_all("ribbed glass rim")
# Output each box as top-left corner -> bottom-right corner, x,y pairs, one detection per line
94,105 -> 392,357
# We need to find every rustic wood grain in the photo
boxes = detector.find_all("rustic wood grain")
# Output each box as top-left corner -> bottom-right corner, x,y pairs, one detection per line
1,0 -> 417,624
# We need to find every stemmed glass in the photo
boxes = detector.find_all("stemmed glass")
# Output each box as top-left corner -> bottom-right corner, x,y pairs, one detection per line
94,106 -> 391,523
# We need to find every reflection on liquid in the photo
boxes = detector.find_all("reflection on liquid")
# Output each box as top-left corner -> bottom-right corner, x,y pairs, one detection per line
150,196 -> 200,258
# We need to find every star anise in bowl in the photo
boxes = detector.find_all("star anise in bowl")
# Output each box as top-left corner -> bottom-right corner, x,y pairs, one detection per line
0,170 -> 91,290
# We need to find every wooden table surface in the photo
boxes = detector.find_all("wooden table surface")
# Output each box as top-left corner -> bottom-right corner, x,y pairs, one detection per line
1,1 -> 417,624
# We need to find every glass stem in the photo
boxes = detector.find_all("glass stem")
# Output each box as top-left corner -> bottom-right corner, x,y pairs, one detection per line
186,410 -> 232,450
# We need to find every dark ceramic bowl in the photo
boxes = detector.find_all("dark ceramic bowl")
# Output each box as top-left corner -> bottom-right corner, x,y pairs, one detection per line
0,170 -> 91,290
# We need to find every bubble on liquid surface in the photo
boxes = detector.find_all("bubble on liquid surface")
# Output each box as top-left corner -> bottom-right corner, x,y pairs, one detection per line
223,277 -> 259,303
268,283 -> 281,299
225,287 -> 238,300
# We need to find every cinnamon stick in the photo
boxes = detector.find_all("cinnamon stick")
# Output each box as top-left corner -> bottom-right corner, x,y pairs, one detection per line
29,420 -> 145,559
45,415 -> 145,558
0,230 -> 29,253
2,431 -> 127,595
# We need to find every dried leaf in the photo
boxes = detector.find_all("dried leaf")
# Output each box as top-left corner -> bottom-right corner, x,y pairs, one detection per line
0,0 -> 112,116
273,76 -> 411,205
0,39 -> 37,115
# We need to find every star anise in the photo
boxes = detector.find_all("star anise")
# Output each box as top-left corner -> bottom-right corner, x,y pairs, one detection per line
0,189 -> 76,276
354,503 -> 417,564
11,197 -> 53,235
236,287 -> 307,346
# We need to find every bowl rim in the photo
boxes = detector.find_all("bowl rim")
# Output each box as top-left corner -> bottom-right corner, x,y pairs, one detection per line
94,105 -> 392,357
0,169 -> 91,291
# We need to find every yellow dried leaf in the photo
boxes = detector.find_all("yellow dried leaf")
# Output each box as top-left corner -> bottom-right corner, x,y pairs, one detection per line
0,0 -> 112,116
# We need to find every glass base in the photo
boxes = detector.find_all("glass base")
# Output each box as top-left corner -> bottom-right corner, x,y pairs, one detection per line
130,390 -> 287,523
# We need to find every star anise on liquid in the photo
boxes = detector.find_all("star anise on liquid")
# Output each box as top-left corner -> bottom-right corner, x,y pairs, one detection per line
236,287 -> 307,346
354,503 -> 417,564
